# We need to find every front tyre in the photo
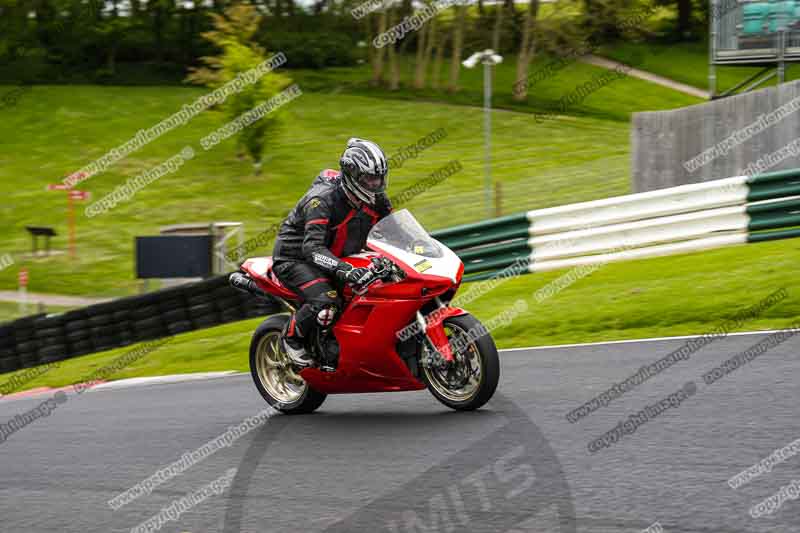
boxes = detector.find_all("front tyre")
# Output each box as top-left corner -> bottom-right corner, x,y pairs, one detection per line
421,313 -> 500,411
249,315 -> 327,415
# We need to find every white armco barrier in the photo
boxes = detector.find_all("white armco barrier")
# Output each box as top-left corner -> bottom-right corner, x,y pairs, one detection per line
528,233 -> 749,273
459,167 -> 800,282
526,176 -> 749,236
528,205 -> 750,261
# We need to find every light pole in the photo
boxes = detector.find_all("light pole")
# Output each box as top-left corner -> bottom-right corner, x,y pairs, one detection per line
463,49 -> 503,219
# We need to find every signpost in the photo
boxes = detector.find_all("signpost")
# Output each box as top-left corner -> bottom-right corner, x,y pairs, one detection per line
18,268 -> 28,315
47,183 -> 90,259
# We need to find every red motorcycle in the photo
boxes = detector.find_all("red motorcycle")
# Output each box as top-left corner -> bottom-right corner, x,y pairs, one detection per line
230,209 -> 499,414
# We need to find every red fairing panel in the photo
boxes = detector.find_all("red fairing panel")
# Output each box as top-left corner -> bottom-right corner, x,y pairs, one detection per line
240,257 -> 298,301
424,306 -> 468,363
300,294 -> 428,393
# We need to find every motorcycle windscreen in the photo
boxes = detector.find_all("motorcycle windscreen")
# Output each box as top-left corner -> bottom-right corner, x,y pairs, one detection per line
366,209 -> 462,282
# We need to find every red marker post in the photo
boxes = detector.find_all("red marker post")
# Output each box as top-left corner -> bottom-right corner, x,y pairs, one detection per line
18,268 -> 28,314
46,183 -> 91,259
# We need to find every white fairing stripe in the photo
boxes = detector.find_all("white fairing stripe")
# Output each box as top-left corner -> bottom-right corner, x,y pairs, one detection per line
368,238 -> 462,283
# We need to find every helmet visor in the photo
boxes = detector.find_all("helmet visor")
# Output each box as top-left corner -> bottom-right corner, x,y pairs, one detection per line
358,172 -> 386,193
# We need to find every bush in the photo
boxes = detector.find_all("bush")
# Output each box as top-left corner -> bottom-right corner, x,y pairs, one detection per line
261,31 -> 360,69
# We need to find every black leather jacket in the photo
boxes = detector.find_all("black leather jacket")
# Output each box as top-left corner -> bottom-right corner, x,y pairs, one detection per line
272,169 -> 393,274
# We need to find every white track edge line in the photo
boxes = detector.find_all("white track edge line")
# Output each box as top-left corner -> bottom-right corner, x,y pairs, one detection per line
499,328 -> 789,352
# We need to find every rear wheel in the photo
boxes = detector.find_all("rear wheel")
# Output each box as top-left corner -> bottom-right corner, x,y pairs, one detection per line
421,313 -> 500,411
249,315 -> 327,414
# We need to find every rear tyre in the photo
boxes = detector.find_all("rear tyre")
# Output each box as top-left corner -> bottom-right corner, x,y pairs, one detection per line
421,313 -> 500,411
249,315 -> 327,415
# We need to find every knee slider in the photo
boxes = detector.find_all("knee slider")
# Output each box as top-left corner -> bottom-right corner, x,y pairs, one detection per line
309,294 -> 339,327
316,305 -> 337,326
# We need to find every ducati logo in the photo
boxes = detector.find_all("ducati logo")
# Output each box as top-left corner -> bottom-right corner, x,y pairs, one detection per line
327,290 -> 338,298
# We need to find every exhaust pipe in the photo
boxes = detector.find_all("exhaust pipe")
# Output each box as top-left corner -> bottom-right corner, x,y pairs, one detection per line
229,272 -> 269,299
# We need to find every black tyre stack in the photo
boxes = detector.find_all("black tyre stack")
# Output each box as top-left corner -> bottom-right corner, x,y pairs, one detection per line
14,314 -> 46,369
0,323 -> 19,374
64,309 -> 94,358
0,273 -> 281,374
34,314 -> 69,364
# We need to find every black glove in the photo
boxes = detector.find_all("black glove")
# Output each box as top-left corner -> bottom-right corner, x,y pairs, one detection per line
336,265 -> 375,286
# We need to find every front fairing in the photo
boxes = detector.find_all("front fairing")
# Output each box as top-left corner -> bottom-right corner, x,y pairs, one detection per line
364,209 -> 463,288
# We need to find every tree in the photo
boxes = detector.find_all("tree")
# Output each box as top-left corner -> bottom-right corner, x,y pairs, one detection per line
370,10 -> 388,86
513,0 -> 539,101
414,15 -> 436,89
676,0 -> 692,37
386,8 -> 400,89
431,32 -> 448,89
447,4 -> 466,92
186,4 -> 291,174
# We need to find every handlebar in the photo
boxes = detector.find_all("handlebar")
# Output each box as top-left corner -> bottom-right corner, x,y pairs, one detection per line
351,257 -> 405,295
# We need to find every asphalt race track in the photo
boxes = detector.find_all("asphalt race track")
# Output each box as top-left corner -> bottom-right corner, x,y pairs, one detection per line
1,331 -> 798,533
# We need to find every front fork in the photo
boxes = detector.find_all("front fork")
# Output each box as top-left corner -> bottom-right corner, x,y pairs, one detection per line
417,298 -> 467,366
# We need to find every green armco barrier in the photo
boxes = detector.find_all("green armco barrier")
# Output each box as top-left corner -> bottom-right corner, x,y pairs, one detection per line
746,196 -> 800,214
462,267 -> 529,283
438,223 -> 529,251
748,212 -> 800,231
431,212 -> 528,240
747,168 -> 800,185
463,252 -> 527,274
748,227 -> 800,243
746,181 -> 800,202
456,239 -> 529,261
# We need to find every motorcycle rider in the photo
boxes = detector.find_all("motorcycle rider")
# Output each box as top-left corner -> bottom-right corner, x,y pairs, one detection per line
272,138 -> 392,369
